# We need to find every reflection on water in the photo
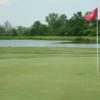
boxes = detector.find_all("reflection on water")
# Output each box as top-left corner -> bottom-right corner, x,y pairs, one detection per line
0,40 -> 100,48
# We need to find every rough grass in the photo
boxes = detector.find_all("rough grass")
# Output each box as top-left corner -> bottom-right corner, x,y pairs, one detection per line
0,36 -> 100,43
0,47 -> 100,100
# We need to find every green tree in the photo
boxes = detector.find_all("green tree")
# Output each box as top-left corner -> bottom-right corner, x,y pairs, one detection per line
45,13 -> 68,36
98,20 -> 100,35
16,26 -> 30,36
45,13 -> 60,35
57,14 -> 68,36
0,25 -> 5,36
66,12 -> 86,36
31,21 -> 47,36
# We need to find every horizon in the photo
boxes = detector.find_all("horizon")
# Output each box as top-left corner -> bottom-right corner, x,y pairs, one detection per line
0,0 -> 100,27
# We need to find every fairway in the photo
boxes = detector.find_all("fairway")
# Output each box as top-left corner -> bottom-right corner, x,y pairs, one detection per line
0,47 -> 100,100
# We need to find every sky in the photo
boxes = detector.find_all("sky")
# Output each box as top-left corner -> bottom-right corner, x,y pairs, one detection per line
0,0 -> 100,27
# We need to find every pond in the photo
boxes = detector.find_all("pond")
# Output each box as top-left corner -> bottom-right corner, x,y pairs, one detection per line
0,40 -> 100,48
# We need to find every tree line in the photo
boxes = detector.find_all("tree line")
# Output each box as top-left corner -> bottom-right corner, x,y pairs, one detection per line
0,11 -> 100,36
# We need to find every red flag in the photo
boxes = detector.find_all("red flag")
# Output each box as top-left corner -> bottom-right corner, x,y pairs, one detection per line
84,8 -> 98,21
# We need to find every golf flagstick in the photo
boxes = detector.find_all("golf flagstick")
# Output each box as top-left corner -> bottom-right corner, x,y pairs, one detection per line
96,12 -> 99,77
84,8 -> 99,76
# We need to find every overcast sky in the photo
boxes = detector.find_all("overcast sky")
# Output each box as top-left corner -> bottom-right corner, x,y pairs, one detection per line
0,0 -> 99,26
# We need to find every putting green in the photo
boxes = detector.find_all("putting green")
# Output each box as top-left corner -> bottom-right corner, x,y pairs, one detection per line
0,47 -> 100,100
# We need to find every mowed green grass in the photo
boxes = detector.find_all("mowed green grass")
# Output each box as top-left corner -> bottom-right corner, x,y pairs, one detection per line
0,47 -> 100,100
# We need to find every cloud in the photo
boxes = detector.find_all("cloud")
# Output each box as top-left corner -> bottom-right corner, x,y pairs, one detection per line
0,0 -> 9,5
0,0 -> 14,5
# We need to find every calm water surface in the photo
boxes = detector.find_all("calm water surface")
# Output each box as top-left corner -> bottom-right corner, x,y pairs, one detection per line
0,40 -> 100,48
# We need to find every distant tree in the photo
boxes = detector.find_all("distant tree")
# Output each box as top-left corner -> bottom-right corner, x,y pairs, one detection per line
57,14 -> 68,35
11,28 -> 18,36
65,12 -> 87,36
0,11 -> 99,36
45,13 -> 60,35
4,21 -> 13,36
46,13 -> 59,27
31,21 -> 47,36
0,25 -> 5,36
98,20 -> 100,35
45,13 -> 69,36
16,26 -> 30,36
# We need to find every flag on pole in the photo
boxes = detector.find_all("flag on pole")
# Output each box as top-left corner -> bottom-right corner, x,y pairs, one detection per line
84,8 -> 99,76
84,8 -> 98,21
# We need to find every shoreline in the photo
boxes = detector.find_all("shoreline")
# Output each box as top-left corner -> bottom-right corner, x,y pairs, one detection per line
0,36 -> 99,43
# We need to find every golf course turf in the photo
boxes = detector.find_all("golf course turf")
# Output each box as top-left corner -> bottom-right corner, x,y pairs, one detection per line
0,47 -> 100,100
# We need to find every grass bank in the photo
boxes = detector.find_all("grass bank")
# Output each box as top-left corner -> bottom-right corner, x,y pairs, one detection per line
0,36 -> 100,43
0,47 -> 100,100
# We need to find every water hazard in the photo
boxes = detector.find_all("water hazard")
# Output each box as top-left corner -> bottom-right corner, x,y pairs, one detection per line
0,40 -> 100,48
